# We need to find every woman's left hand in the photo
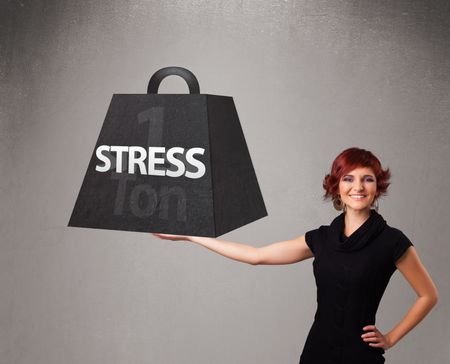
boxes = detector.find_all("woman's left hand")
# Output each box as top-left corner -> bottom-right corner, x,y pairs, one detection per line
361,325 -> 392,350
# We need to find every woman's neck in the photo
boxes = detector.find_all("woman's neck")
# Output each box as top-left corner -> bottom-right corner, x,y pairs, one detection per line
343,208 -> 371,237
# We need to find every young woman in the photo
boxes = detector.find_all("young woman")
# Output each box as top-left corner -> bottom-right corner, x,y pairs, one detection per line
153,147 -> 439,364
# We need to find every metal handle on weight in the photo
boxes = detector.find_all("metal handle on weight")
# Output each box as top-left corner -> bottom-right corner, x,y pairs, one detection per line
147,66 -> 200,94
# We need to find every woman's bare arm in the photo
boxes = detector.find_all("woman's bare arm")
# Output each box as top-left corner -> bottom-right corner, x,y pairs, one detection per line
152,233 -> 314,265
384,247 -> 439,348
254,235 -> 313,265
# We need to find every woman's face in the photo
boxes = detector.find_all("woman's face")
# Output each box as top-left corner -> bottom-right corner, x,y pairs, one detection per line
338,166 -> 377,213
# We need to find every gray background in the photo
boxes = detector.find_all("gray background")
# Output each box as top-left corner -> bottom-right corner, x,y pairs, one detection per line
1,1 -> 449,363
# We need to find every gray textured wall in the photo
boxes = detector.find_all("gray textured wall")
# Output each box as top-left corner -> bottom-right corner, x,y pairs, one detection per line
1,1 -> 449,363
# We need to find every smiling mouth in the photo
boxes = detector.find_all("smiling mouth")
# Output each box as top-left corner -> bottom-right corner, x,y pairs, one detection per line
349,195 -> 367,200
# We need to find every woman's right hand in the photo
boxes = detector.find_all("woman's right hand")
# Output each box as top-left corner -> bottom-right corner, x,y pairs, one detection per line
152,233 -> 191,242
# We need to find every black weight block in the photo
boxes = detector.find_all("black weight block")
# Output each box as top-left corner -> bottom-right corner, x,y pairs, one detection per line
68,67 -> 267,237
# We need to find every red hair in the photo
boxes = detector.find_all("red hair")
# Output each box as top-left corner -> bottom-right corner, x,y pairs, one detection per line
323,147 -> 391,202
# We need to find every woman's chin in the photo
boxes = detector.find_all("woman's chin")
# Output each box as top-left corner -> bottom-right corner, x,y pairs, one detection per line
345,204 -> 372,212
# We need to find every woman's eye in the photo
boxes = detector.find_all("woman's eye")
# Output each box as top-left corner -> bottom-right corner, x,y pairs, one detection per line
342,177 -> 352,182
365,177 -> 375,182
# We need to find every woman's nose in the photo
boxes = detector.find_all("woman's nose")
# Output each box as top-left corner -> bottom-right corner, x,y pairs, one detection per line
354,182 -> 364,191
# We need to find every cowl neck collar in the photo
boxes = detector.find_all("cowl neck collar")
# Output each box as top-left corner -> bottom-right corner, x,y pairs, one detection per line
329,209 -> 387,252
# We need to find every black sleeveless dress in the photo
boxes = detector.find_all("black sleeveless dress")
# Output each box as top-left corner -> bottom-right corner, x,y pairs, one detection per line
299,210 -> 413,364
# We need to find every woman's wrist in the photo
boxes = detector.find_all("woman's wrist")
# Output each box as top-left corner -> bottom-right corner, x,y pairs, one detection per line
187,235 -> 210,245
385,332 -> 395,349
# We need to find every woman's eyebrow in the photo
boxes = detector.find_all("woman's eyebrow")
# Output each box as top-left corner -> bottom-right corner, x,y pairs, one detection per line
342,174 -> 375,177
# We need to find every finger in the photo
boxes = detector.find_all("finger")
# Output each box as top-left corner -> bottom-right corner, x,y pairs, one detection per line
369,342 -> 384,348
363,337 -> 380,342
361,332 -> 377,338
152,233 -> 168,239
153,234 -> 175,241
154,233 -> 176,238
362,325 -> 376,331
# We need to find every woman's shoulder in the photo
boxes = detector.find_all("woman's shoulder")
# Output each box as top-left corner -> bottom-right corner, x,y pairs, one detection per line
304,224 -> 330,245
304,225 -> 330,254
381,224 -> 414,263
382,224 -> 410,241
305,224 -> 330,236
